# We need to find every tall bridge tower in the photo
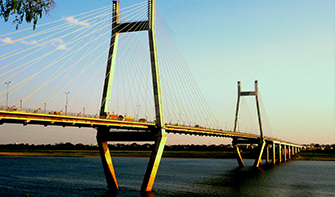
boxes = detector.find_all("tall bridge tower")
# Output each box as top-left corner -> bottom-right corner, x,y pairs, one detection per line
97,0 -> 166,192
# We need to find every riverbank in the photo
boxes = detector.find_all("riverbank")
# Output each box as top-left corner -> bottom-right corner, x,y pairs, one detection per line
0,149 -> 334,160
0,149 -> 237,158
293,150 -> 335,161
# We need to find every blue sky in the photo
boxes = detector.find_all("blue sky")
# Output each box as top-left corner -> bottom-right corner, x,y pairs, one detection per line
0,0 -> 333,145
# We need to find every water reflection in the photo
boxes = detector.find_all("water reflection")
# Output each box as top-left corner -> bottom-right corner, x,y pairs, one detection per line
99,190 -> 156,197
160,165 -> 276,197
205,166 -> 269,196
1,157 -> 333,197
141,191 -> 155,197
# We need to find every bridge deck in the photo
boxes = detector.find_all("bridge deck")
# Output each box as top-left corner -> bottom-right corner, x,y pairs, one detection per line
0,110 -> 302,147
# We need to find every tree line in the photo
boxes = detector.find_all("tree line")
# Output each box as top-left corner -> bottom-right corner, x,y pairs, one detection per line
0,142 -> 334,153
1,142 -> 237,151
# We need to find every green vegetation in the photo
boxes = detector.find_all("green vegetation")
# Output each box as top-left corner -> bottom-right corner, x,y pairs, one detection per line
0,0 -> 56,29
0,142 -> 334,160
163,151 -> 235,158
0,149 -> 100,157
0,142 -> 255,158
294,150 -> 335,161
297,143 -> 335,161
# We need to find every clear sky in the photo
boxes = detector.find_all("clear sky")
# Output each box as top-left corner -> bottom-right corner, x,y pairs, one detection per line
0,0 -> 334,145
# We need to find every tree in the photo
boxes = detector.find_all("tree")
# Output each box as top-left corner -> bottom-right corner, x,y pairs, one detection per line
0,0 -> 55,30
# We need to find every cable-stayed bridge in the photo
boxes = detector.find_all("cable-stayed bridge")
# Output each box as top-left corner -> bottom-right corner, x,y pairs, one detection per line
0,0 -> 303,193
0,106 -> 302,145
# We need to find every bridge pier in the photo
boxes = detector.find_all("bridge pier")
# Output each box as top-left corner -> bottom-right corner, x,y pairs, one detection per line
284,145 -> 287,161
96,128 -> 118,192
266,144 -> 270,163
233,138 -> 270,168
96,128 -> 167,193
288,146 -> 291,160
254,140 -> 266,167
233,143 -> 244,167
272,142 -> 276,164
141,131 -> 167,192
278,143 -> 282,163
231,139 -> 301,168
293,146 -> 295,156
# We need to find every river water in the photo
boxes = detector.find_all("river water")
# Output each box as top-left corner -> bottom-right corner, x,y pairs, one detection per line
0,157 -> 334,197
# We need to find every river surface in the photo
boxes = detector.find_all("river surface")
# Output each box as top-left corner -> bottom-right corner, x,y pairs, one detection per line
0,157 -> 334,197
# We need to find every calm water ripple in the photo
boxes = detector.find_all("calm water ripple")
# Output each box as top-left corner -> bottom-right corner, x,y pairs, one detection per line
0,157 -> 334,197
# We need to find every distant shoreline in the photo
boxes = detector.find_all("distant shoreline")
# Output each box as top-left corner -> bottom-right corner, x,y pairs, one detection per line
0,150 -> 334,161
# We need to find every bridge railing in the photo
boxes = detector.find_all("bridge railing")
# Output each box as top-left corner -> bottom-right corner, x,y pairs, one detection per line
0,105 -> 99,118
0,105 -> 238,132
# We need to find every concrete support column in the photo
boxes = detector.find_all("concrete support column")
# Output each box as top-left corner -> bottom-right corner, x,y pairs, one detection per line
284,145 -> 287,161
278,144 -> 282,163
141,131 -> 167,192
254,140 -> 266,167
292,147 -> 294,155
266,144 -> 270,163
272,142 -> 276,164
97,128 -> 118,192
288,146 -> 291,159
234,143 -> 244,167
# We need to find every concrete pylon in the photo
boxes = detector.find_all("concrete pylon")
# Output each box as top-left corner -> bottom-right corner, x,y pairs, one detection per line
97,0 -> 166,192
232,81 -> 265,167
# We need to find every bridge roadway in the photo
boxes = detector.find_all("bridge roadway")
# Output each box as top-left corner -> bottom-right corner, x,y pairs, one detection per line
0,110 -> 301,147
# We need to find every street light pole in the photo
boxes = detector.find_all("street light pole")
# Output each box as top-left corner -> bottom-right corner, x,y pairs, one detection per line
5,81 -> 11,109
65,92 -> 70,115
137,104 -> 140,120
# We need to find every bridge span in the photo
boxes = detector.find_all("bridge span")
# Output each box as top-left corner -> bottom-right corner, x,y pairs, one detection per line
0,109 -> 301,147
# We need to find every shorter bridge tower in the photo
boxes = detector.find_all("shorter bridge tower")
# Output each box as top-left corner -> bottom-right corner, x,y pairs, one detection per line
232,80 -> 266,167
